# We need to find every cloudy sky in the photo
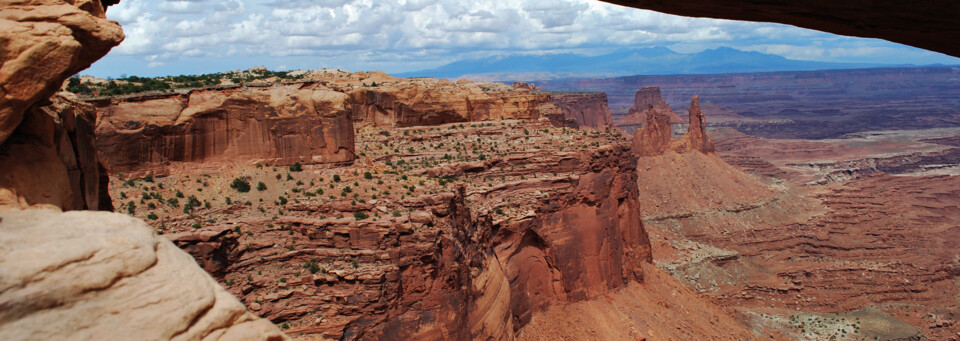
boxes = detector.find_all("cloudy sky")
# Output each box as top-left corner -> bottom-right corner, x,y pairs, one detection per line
85,0 -> 960,78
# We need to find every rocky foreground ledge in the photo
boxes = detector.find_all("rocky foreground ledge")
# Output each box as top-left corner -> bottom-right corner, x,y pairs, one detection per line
0,209 -> 287,340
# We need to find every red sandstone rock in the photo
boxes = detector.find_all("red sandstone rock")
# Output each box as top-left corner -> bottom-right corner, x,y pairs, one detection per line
680,95 -> 715,153
548,93 -> 613,130
615,86 -> 684,131
93,84 -> 356,177
631,94 -> 716,157
512,82 -> 539,91
0,92 -> 109,210
631,105 -> 674,157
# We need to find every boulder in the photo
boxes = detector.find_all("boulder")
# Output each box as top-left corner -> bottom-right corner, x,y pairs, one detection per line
0,209 -> 287,340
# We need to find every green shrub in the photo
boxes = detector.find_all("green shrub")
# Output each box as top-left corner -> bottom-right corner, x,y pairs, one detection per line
257,181 -> 267,191
363,171 -> 373,180
230,177 -> 251,192
146,212 -> 158,220
289,162 -> 303,172
303,260 -> 320,274
333,174 -> 341,182
353,211 -> 369,220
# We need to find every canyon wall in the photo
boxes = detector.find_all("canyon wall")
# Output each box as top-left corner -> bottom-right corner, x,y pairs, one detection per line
167,138 -> 651,339
93,83 -> 356,178
548,92 -> 614,129
0,92 -> 110,210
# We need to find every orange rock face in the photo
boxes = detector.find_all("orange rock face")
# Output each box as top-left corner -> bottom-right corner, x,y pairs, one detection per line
615,86 -> 684,132
682,96 -> 715,153
631,106 -> 674,156
0,0 -> 121,211
93,83 -> 356,178
631,94 -> 716,157
130,121 -> 670,339
0,0 -> 124,146
0,92 -> 110,210
548,93 -> 614,130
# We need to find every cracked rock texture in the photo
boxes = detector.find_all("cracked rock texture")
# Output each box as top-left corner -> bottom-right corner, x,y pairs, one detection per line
0,209 -> 287,341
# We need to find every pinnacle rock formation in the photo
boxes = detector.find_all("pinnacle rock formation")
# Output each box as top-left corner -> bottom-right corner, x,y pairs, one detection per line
681,95 -> 716,154
631,94 -> 716,157
0,209 -> 288,340
631,105 -> 674,156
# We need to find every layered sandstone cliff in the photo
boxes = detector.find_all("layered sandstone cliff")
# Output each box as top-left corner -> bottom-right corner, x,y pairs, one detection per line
100,117 -> 765,339
93,83 -> 356,178
548,93 -> 614,130
305,70 -> 553,128
0,0 -> 124,146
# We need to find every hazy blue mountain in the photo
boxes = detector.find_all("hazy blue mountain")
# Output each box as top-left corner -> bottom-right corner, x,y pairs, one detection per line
397,47 -> 887,80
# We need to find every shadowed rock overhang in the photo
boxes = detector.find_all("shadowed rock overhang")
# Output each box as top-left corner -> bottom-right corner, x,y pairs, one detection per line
600,0 -> 960,58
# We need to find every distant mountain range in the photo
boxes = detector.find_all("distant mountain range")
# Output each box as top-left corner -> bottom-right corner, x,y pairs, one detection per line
397,47 -> 898,81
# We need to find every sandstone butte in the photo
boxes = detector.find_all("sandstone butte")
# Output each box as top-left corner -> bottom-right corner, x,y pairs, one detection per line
0,0 -> 286,339
614,86 -> 684,133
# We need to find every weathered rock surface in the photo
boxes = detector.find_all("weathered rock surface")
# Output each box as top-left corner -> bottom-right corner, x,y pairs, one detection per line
93,83 -> 356,178
631,95 -> 716,157
0,92 -> 109,210
598,0 -> 960,59
631,105 -> 674,157
615,86 -> 683,132
0,209 -> 287,340
300,70 -> 554,128
679,95 -> 715,153
0,0 -> 123,146
0,0 -> 121,211
548,92 -> 613,130
128,120 -> 675,339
